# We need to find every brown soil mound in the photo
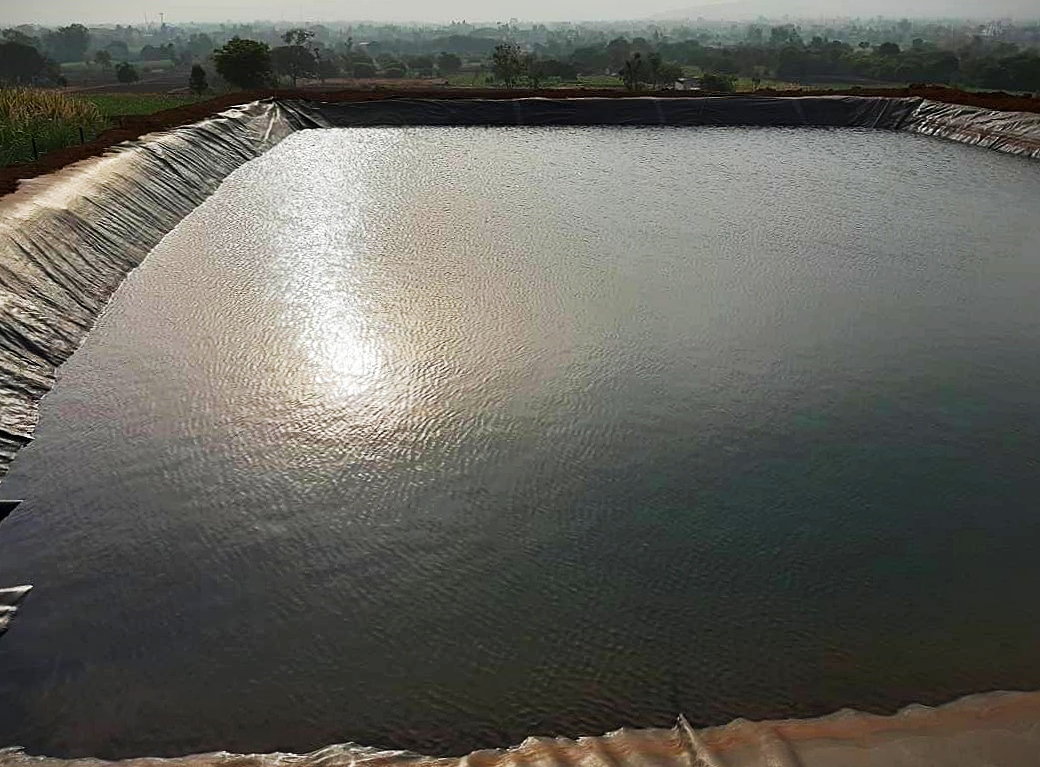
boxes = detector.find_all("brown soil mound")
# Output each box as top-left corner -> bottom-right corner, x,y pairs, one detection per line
1,85 -> 1037,199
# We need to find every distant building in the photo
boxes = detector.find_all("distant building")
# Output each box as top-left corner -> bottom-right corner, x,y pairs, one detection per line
673,78 -> 701,91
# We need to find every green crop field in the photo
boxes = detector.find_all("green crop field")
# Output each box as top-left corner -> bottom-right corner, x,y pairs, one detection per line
83,93 -> 199,117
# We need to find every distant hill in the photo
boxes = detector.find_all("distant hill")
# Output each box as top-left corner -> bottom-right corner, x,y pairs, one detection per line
655,0 -> 1040,21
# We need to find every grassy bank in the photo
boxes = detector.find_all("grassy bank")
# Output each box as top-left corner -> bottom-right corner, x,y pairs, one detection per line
83,93 -> 199,117
0,88 -> 108,167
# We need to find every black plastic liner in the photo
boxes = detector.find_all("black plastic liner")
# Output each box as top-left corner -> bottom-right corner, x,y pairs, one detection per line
1,691 -> 1039,766
310,95 -> 922,127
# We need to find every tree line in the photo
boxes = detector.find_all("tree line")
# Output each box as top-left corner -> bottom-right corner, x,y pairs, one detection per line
2,19 -> 1039,92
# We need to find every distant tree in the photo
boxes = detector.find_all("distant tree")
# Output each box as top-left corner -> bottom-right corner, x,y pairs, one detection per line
189,64 -> 208,95
700,71 -> 735,92
570,44 -> 610,74
0,41 -> 51,84
315,50 -> 340,81
140,43 -> 175,61
492,42 -> 524,87
2,28 -> 40,49
524,57 -> 577,84
645,53 -> 682,89
281,28 -> 315,47
525,55 -> 547,88
436,51 -> 462,75
44,24 -> 90,63
404,54 -> 434,75
271,29 -> 317,87
94,50 -> 112,69
645,52 -> 662,87
104,40 -> 130,60
213,37 -> 272,89
351,59 -> 377,78
620,52 -> 645,90
115,61 -> 139,83
606,36 -> 632,70
655,60 -> 684,88
745,25 -> 765,46
272,44 -> 317,86
187,33 -> 215,60
877,42 -> 901,56
769,25 -> 802,48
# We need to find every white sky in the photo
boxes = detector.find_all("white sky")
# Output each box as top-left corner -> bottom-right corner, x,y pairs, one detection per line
1,0 -> 1036,26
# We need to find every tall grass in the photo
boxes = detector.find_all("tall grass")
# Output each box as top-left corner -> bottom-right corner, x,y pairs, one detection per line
0,88 -> 108,167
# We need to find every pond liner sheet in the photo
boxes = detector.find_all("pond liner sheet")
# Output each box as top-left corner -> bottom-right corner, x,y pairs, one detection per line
0,95 -> 1038,762
1,690 -> 1039,766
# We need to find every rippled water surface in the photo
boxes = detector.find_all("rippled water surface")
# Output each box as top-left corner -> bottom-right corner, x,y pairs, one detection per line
2,127 -> 1040,758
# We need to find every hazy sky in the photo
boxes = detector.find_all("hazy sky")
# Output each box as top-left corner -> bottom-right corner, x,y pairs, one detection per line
3,0 -> 1037,26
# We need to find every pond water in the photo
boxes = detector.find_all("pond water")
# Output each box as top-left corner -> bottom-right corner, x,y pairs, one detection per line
1,127 -> 1040,758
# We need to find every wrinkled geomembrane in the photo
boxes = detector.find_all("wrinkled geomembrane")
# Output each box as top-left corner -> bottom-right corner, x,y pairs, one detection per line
1,691 -> 1039,767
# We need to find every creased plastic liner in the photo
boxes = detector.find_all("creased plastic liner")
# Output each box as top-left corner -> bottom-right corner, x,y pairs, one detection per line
1,690 -> 1039,767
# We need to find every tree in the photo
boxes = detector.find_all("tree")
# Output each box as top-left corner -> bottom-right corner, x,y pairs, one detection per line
877,42 -> 901,56
140,43 -> 176,62
404,54 -> 434,75
351,58 -> 377,78
525,55 -> 547,88
94,50 -> 112,70
44,24 -> 90,63
2,28 -> 40,48
0,41 -> 52,84
655,60 -> 684,88
116,61 -> 139,83
645,52 -> 663,87
769,25 -> 802,48
272,29 -> 317,87
436,51 -> 462,75
620,53 -> 646,90
272,44 -> 317,86
213,37 -> 272,89
700,72 -> 735,92
315,51 -> 340,81
281,28 -> 315,47
644,53 -> 682,89
187,33 -> 214,60
606,37 -> 632,70
492,42 -> 524,88
105,40 -> 130,60
189,64 -> 208,95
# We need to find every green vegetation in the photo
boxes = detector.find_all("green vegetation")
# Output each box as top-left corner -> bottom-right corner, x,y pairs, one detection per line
81,93 -> 198,116
115,61 -> 139,83
189,64 -> 209,96
0,87 -> 106,166
213,37 -> 272,89
5,18 -> 1040,94
272,29 -> 317,87
491,43 -> 524,88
